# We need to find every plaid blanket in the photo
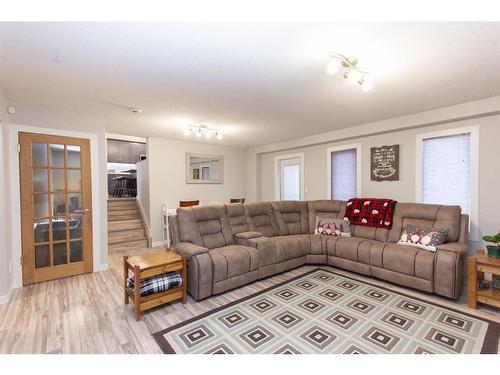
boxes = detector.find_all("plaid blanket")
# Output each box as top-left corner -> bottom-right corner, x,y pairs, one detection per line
127,271 -> 183,297
344,198 -> 397,229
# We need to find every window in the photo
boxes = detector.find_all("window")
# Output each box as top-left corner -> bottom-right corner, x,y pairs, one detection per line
416,126 -> 479,240
275,154 -> 304,200
327,144 -> 361,200
421,133 -> 470,212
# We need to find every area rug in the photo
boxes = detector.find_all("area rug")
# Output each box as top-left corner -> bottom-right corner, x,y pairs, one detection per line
152,269 -> 499,354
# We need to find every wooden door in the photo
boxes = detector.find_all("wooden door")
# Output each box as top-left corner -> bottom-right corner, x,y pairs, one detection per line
19,132 -> 93,285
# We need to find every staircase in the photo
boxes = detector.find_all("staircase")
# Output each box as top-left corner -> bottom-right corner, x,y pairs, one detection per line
107,198 -> 150,252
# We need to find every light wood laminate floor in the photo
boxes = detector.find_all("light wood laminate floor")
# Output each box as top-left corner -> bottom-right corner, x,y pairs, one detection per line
0,248 -> 498,354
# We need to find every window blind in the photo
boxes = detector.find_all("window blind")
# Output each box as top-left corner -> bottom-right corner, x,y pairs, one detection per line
422,133 -> 470,213
331,149 -> 357,201
280,158 -> 300,200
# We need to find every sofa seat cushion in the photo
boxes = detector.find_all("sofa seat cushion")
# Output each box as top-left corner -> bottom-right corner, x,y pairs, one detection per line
209,245 -> 259,283
272,235 -> 311,263
326,236 -> 380,265
370,243 -> 434,281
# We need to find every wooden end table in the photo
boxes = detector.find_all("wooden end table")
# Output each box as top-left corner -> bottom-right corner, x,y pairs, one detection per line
467,249 -> 500,309
124,250 -> 187,321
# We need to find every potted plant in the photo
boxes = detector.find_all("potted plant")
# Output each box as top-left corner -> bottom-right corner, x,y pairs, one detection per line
482,232 -> 500,258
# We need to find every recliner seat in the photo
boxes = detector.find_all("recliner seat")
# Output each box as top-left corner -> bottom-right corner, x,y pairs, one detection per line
171,200 -> 469,301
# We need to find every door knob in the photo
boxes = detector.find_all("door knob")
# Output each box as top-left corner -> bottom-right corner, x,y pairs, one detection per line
74,208 -> 91,214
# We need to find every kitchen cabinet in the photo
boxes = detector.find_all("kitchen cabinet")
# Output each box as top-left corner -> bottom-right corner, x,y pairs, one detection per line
107,139 -> 146,163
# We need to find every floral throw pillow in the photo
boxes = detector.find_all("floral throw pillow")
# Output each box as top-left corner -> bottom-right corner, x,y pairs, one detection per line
398,224 -> 448,252
314,216 -> 343,236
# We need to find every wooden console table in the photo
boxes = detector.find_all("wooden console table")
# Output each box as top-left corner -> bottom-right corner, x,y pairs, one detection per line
124,250 -> 187,320
468,249 -> 500,309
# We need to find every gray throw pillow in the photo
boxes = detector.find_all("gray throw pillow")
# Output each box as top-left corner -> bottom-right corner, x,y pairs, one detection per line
314,216 -> 343,236
398,224 -> 448,252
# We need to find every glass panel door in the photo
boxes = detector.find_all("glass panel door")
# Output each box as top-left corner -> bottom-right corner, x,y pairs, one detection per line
19,133 -> 93,285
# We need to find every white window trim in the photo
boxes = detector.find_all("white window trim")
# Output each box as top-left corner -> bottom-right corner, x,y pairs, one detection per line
274,153 -> 305,200
326,144 -> 362,199
415,126 -> 479,241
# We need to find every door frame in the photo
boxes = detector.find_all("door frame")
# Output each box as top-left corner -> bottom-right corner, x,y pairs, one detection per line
9,124 -> 106,289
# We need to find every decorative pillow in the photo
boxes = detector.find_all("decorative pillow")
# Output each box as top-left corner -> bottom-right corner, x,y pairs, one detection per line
314,216 -> 343,236
398,224 -> 448,252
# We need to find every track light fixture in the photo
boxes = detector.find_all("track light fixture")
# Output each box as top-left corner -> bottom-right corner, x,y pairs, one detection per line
183,124 -> 223,140
326,53 -> 373,91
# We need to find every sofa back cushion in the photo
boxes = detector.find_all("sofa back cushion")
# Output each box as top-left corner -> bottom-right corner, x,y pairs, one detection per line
177,205 -> 234,249
351,225 -> 390,242
387,202 -> 462,243
272,201 -> 309,235
307,200 -> 346,234
225,203 -> 249,235
245,202 -> 280,237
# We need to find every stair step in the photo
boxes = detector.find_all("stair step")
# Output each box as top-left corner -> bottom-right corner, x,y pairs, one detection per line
108,219 -> 143,232
108,210 -> 140,221
108,228 -> 146,244
108,239 -> 149,252
107,202 -> 138,210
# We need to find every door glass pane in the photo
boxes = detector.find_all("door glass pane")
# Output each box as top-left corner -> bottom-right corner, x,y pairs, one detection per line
32,143 -> 48,167
52,194 -> 66,217
33,194 -> 49,217
68,193 -> 82,213
51,169 -> 65,192
53,242 -> 67,265
69,215 -> 82,239
50,144 -> 65,168
52,218 -> 67,241
33,219 -> 50,243
67,169 -> 81,191
35,244 -> 50,268
32,169 -> 48,192
70,240 -> 83,263
67,145 -> 81,168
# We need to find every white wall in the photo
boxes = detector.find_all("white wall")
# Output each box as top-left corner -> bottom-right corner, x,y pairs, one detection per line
147,137 -> 246,243
0,88 -> 13,302
6,101 -> 109,283
248,97 -> 500,253
136,158 -> 150,228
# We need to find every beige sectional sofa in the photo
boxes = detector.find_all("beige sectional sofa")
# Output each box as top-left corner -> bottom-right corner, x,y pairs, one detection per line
170,200 -> 469,301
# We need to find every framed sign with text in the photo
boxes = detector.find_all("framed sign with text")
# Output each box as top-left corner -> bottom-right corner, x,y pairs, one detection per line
370,144 -> 399,181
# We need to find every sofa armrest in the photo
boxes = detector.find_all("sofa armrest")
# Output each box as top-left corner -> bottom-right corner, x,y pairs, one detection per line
174,242 -> 209,260
235,231 -> 264,240
434,242 -> 468,299
436,242 -> 468,255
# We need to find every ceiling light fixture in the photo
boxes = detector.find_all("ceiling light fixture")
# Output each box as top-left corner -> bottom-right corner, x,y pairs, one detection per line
326,53 -> 373,91
183,124 -> 223,140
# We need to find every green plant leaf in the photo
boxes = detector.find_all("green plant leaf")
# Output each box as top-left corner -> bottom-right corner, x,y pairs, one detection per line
483,236 -> 497,243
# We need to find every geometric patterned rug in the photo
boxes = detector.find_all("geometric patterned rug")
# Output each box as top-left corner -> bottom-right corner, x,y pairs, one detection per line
152,269 -> 499,354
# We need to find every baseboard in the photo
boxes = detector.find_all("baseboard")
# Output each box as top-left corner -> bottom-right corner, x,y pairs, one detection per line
94,263 -> 109,273
136,198 -> 153,247
0,286 -> 13,305
152,240 -> 166,248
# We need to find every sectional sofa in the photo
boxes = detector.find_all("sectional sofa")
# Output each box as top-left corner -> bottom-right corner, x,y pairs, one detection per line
170,200 -> 469,301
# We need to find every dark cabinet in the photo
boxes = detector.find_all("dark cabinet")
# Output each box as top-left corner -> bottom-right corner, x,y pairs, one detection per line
107,139 -> 146,163
107,140 -> 120,162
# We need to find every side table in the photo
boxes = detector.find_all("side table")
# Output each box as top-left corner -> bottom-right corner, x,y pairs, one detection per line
124,250 -> 187,320
467,249 -> 500,309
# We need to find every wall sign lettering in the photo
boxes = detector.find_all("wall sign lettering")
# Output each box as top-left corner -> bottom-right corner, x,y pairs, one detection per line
370,144 -> 399,181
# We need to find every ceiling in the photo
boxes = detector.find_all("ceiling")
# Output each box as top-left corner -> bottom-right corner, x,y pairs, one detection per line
1,22 -> 499,147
